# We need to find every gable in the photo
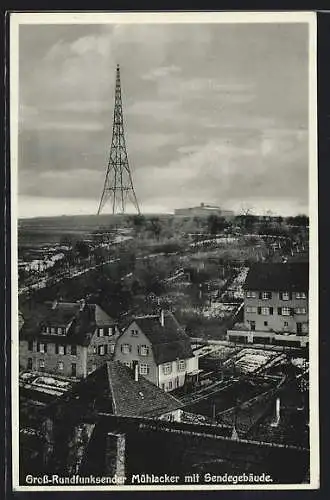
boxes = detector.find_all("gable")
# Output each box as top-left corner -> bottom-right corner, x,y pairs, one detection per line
94,305 -> 115,326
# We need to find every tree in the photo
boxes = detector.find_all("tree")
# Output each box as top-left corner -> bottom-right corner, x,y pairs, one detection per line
74,240 -> 90,261
207,215 -> 227,234
148,217 -> 162,240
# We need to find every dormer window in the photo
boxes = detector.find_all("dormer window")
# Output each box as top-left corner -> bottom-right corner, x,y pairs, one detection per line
51,327 -> 56,334
296,292 -> 307,299
261,292 -> 272,300
280,292 -> 290,301
246,291 -> 256,298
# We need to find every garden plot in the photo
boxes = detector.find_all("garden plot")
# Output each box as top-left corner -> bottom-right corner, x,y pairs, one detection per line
201,302 -> 237,319
233,349 -> 276,374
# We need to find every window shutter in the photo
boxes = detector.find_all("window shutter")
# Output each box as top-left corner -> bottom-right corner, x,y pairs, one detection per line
121,345 -> 123,353
137,345 -> 140,355
98,345 -> 101,355
259,292 -> 262,299
279,292 -> 283,300
277,307 -> 282,315
104,344 -> 108,355
257,307 -> 261,315
129,345 -> 132,353
269,292 -> 272,299
289,292 -> 292,300
37,342 -> 40,352
291,308 -> 295,316
55,344 -> 59,354
44,343 -> 48,353
269,307 -> 273,315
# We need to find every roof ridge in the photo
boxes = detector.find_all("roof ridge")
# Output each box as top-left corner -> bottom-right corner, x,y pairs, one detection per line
106,362 -> 117,415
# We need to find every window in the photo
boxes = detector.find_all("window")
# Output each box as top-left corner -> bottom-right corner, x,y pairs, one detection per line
124,361 -> 131,368
71,363 -> 77,377
246,306 -> 257,314
163,363 -> 172,375
296,292 -> 306,299
178,360 -> 186,371
58,361 -> 64,372
280,292 -> 290,301
121,344 -> 131,354
284,321 -> 289,327
168,381 -> 173,390
46,326 -> 51,334
91,364 -> 97,372
139,363 -> 149,375
131,329 -> 138,337
139,345 -> 149,356
295,307 -> 307,315
250,321 -> 256,331
93,346 -> 97,354
58,345 -> 65,355
28,340 -> 34,351
39,359 -> 45,370
109,344 -> 115,354
296,323 -> 303,334
261,292 -> 272,300
99,345 -> 105,355
261,307 -> 270,315
51,327 -> 56,334
281,307 -> 291,316
99,328 -> 104,337
38,343 -> 46,353
246,291 -> 256,298
264,321 -> 268,327
27,358 -> 33,370
71,345 -> 77,356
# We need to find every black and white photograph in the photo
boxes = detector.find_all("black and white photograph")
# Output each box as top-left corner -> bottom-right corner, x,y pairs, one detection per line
10,12 -> 318,491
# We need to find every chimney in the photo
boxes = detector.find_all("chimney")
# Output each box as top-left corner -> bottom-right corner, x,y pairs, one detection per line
51,299 -> 58,310
270,396 -> 281,427
160,309 -> 165,327
133,361 -> 139,382
79,299 -> 86,311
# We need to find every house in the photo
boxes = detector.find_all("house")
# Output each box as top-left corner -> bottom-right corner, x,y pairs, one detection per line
19,299 -> 120,378
227,263 -> 309,348
44,361 -> 183,423
114,311 -> 199,392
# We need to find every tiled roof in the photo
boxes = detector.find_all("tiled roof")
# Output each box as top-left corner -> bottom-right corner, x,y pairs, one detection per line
243,263 -> 309,292
46,361 -> 182,419
19,301 -> 114,346
133,313 -> 194,364
106,361 -> 182,417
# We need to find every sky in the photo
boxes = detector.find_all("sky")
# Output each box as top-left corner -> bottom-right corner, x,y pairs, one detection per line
17,21 -> 310,218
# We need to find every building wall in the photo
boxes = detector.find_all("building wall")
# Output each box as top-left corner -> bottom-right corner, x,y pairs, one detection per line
86,327 -> 120,375
114,321 -> 198,391
19,338 -> 88,378
113,322 -> 159,386
244,290 -> 308,334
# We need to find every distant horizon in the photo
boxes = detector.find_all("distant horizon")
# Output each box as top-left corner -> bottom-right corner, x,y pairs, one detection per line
18,208 -> 309,222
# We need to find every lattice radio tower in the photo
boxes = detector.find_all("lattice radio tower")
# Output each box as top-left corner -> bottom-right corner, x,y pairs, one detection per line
97,64 -> 140,215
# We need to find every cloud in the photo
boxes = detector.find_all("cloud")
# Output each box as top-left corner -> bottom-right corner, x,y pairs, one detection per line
142,65 -> 181,81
